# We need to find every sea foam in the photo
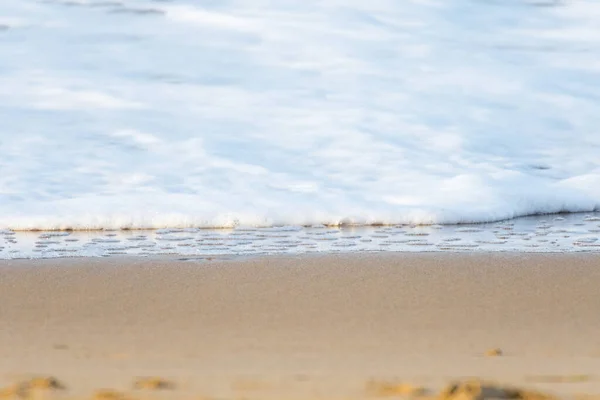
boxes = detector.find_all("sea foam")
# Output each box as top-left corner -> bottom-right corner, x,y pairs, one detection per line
0,0 -> 599,230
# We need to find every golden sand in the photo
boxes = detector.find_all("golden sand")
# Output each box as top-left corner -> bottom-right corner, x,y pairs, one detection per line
92,389 -> 130,400
484,349 -> 503,357
0,377 -> 566,400
132,378 -> 175,391
366,380 -> 427,397
437,380 -> 558,400
1,253 -> 600,399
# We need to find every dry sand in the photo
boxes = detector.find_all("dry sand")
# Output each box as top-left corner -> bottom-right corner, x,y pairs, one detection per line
1,253 -> 600,399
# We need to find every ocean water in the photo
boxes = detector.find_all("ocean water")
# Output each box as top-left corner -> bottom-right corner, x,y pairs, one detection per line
1,0 -> 600,231
2,213 -> 600,259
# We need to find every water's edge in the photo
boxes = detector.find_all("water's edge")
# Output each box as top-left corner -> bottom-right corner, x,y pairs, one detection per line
2,211 -> 600,260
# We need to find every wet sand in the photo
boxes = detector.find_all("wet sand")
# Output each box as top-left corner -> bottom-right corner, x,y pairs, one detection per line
1,253 -> 600,399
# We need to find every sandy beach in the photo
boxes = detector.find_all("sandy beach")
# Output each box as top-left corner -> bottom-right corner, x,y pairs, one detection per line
1,253 -> 600,399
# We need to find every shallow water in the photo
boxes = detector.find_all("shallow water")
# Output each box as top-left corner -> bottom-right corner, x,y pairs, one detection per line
1,1 -> 600,230
2,212 -> 600,260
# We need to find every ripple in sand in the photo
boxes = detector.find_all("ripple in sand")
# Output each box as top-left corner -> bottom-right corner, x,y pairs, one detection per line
244,236 -> 267,241
382,239 -> 411,244
234,227 -> 258,232
443,237 -> 462,242
156,236 -> 194,241
475,240 -> 508,245
263,226 -> 303,232
305,231 -> 328,236
261,247 -> 286,252
156,228 -> 183,234
331,242 -> 357,247
197,242 -> 225,246
497,226 -> 514,231
438,243 -> 479,249
230,232 -> 252,236
91,238 -> 121,243
35,240 -> 61,245
274,240 -> 302,245
198,234 -> 225,239
39,232 -> 70,238
126,236 -> 147,241
255,233 -> 291,238
455,227 -> 483,233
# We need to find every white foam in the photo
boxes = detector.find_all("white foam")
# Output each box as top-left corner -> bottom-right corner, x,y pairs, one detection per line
163,5 -> 258,32
1,0 -> 599,230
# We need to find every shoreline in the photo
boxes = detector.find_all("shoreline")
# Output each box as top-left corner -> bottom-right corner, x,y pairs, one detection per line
1,253 -> 600,399
1,208 -> 599,232
4,212 -> 600,260
3,249 -> 600,265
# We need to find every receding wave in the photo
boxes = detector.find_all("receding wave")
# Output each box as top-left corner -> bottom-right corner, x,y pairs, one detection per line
1,0 -> 599,231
